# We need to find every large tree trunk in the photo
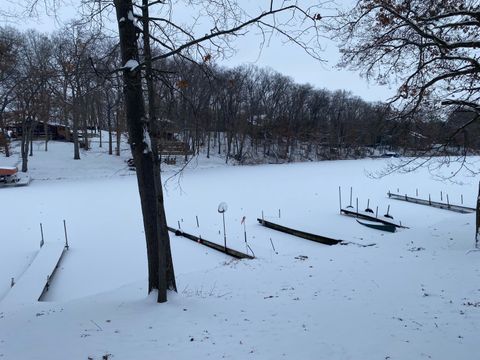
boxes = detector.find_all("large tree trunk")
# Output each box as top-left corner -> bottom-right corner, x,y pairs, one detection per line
114,0 -> 176,303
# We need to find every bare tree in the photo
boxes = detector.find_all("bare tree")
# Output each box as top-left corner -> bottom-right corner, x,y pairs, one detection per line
15,31 -> 54,171
111,0 -> 325,302
332,0 -> 480,173
0,27 -> 23,157
8,0 -> 326,302
51,24 -> 102,159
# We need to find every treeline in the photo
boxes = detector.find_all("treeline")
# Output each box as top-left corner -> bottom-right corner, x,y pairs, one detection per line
156,60 -> 393,162
0,25 -> 124,171
0,25 -> 477,169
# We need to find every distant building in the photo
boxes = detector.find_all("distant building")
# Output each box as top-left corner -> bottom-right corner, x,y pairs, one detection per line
8,121 -> 71,141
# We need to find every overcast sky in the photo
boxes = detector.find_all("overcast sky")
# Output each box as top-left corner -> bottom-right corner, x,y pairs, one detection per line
3,0 -> 394,103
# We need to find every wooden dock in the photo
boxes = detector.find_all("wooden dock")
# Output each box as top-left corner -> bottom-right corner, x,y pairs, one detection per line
257,218 -> 342,245
2,242 -> 67,307
167,227 -> 254,259
387,192 -> 475,214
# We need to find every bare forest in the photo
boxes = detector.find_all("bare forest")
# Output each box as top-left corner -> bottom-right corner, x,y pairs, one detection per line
1,25 -> 477,170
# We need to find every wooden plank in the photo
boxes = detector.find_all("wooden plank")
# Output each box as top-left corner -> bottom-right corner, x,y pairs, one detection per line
388,192 -> 474,214
257,218 -> 342,245
340,208 -> 408,228
2,242 -> 66,307
167,227 -> 254,259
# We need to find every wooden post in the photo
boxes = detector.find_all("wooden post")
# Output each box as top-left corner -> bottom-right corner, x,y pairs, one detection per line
40,223 -> 44,248
440,191 -> 443,201
416,188 -> 418,197
243,220 -> 247,254
269,238 -> 277,253
11,277 -> 14,287
447,194 -> 450,208
178,220 -> 181,230
63,220 -> 69,250
461,194 -> 464,205
278,209 -> 281,218
429,194 -> 431,205
196,216 -> 199,228
338,186 -> 342,212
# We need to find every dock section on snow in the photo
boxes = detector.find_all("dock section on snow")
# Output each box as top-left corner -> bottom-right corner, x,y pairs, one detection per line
257,218 -> 343,245
168,226 -> 254,259
2,242 -> 67,307
387,192 -> 475,214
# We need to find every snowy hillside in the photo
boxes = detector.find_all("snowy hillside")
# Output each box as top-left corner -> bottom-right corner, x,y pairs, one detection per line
0,139 -> 479,360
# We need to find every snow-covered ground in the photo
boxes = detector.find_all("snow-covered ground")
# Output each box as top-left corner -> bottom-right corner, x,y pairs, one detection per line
0,138 -> 479,360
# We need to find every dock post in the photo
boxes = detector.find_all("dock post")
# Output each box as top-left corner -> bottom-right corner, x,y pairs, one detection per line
63,220 -> 69,250
243,218 -> 248,254
269,238 -> 277,254
40,223 -> 44,248
338,186 -> 342,213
